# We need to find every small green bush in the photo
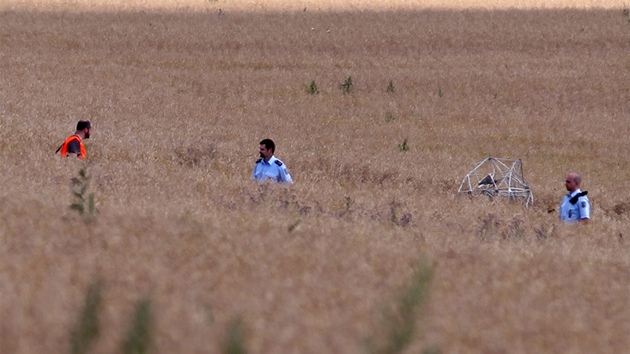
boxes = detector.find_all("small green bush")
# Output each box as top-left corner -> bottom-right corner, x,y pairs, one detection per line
306,80 -> 320,95
340,76 -> 353,94
386,80 -> 395,93
398,139 -> 409,152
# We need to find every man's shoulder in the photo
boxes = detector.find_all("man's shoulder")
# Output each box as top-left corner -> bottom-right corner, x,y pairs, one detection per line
569,190 -> 588,204
577,192 -> 590,206
66,137 -> 81,149
269,156 -> 285,167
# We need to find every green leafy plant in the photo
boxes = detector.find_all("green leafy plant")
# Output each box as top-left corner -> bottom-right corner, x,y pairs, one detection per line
340,76 -> 353,94
70,280 -> 103,354
386,80 -> 395,93
385,112 -> 395,122
70,166 -> 98,222
122,298 -> 153,354
398,139 -> 409,152
223,317 -> 248,354
306,80 -> 320,95
437,88 -> 443,98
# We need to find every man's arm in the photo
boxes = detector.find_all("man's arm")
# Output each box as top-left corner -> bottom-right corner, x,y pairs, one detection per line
66,139 -> 81,154
279,165 -> 293,184
578,197 -> 590,224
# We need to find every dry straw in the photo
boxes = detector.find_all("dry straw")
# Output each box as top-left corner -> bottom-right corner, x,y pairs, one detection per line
1,1 -> 629,353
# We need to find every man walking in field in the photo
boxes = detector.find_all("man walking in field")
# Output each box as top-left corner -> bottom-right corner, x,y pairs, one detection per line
559,172 -> 590,224
56,120 -> 92,160
252,139 -> 293,184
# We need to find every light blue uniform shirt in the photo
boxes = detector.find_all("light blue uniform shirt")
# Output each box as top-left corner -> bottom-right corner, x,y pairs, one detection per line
251,155 -> 293,184
559,189 -> 590,223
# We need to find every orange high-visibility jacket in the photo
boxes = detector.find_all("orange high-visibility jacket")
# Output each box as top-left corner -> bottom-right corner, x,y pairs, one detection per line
59,135 -> 87,160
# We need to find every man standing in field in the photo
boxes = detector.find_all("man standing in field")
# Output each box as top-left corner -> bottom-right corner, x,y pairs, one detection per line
56,120 -> 92,160
252,139 -> 293,184
559,172 -> 590,224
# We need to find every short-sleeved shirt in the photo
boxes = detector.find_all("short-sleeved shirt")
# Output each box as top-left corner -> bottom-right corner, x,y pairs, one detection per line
559,189 -> 590,223
252,156 -> 293,183
66,139 -> 81,154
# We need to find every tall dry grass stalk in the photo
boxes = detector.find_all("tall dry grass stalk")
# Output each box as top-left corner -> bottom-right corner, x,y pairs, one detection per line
1,1 -> 629,353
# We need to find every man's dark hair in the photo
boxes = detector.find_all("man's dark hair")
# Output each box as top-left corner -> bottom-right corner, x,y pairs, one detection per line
76,120 -> 91,131
259,139 -> 275,153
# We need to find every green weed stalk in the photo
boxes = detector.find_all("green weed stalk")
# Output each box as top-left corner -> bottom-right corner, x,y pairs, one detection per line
122,298 -> 153,354
365,259 -> 436,354
70,280 -> 103,354
70,166 -> 98,223
223,317 -> 248,354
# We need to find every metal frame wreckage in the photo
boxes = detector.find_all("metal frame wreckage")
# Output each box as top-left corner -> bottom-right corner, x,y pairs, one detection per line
458,157 -> 534,207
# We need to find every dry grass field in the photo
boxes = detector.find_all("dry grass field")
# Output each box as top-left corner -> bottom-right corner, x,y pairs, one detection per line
1,0 -> 630,353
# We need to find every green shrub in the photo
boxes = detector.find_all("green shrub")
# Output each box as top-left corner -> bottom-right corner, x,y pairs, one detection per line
340,76 -> 353,94
398,139 -> 409,152
386,80 -> 395,93
306,80 -> 320,95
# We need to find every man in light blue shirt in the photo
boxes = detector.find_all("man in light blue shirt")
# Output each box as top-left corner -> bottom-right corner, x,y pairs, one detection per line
559,172 -> 590,224
251,139 -> 293,184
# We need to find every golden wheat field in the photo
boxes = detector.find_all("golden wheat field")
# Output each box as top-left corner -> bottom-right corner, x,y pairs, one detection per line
1,0 -> 630,353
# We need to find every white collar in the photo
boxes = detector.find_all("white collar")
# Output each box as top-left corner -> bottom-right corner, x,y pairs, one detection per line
262,155 -> 277,164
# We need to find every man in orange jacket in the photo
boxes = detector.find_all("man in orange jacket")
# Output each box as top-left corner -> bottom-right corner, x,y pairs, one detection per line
56,120 -> 92,160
